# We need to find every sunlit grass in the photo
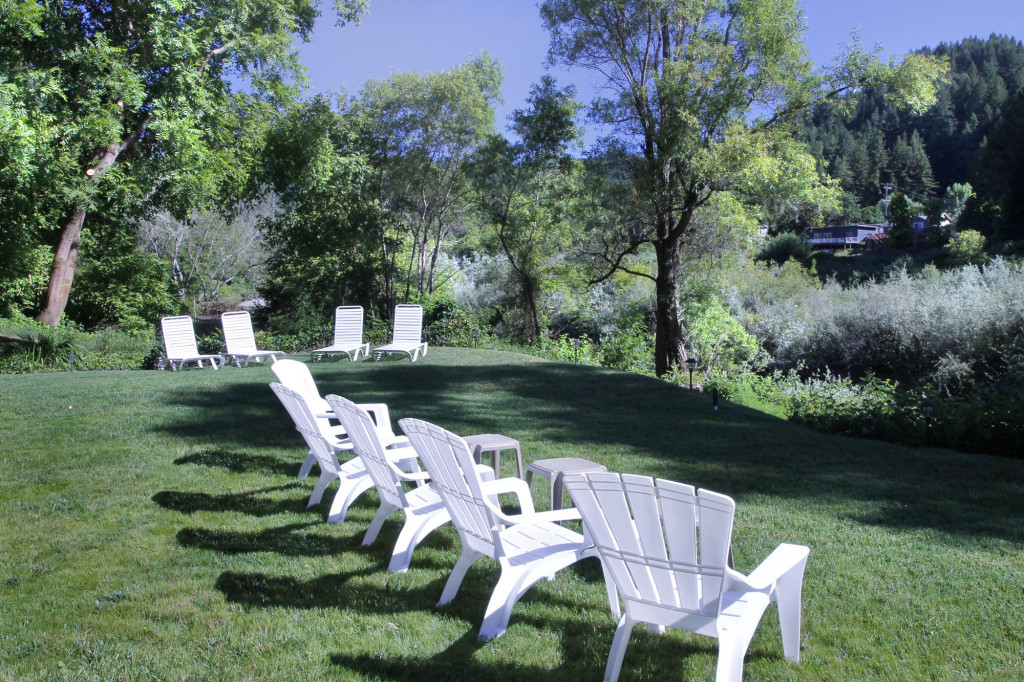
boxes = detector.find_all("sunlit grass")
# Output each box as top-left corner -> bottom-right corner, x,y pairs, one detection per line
1,348 -> 1022,680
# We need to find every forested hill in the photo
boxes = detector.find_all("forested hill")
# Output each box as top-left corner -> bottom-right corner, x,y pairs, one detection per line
796,35 -> 1024,210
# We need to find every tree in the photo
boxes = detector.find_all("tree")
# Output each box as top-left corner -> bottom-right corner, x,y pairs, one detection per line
354,56 -> 502,303
887,192 -> 916,248
255,97 -> 385,327
1,0 -> 366,327
138,196 -> 276,305
541,0 -> 945,375
469,77 -> 584,341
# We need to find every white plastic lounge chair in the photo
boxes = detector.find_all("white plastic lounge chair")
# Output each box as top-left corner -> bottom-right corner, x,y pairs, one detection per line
311,306 -> 371,362
270,359 -> 406,478
220,311 -> 285,367
159,315 -> 225,371
373,304 -> 428,362
563,471 -> 810,682
270,383 -> 418,524
399,417 -> 594,640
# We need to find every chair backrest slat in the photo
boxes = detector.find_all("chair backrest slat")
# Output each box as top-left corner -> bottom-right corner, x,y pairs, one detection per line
271,359 -> 335,432
399,418 -> 494,550
564,472 -> 735,618
391,304 -> 423,344
333,306 -> 365,347
327,395 -> 406,508
222,311 -> 257,355
269,382 -> 341,476
161,316 -> 200,358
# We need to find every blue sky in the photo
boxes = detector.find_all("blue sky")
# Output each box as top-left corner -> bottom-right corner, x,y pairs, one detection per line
297,0 -> 1024,131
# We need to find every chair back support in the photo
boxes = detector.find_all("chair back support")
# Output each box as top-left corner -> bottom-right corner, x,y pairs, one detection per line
333,306 -> 365,347
327,395 -> 407,509
392,304 -> 423,344
161,316 -> 201,358
399,418 -> 494,549
271,359 -> 330,415
221,311 -> 258,355
269,382 -> 340,476
564,472 -> 735,618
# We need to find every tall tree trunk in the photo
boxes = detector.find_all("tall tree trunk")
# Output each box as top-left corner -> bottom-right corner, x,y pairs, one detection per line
35,116 -> 151,327
653,235 -> 684,377
36,209 -> 87,327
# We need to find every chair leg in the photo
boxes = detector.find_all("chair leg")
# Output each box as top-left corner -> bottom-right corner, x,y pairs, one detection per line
604,614 -> 636,682
775,555 -> 809,661
479,563 -> 535,641
326,474 -> 374,524
388,508 -> 450,573
362,501 -> 401,546
308,472 -> 334,506
298,451 -> 317,479
438,547 -> 484,606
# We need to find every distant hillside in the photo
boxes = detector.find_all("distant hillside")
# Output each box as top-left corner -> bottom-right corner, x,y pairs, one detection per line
795,34 -> 1024,212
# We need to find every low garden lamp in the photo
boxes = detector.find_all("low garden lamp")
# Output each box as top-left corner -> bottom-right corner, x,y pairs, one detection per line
572,337 -> 581,364
686,357 -> 697,390
472,328 -> 480,348
68,354 -> 76,372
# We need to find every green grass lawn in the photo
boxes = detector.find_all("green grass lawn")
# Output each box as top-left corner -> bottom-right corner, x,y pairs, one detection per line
1,348 -> 1022,680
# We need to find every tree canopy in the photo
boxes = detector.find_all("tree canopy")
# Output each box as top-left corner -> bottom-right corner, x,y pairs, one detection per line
0,0 -> 366,326
541,0 -> 946,374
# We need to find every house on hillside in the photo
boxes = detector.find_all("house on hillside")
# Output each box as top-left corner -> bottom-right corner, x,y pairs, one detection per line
804,224 -> 885,251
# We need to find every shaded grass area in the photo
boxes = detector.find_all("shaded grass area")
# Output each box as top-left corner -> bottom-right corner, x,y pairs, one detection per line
1,349 -> 1023,680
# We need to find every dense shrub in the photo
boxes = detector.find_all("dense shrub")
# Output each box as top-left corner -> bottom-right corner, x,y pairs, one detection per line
755,233 -> 813,267
0,317 -> 155,373
598,319 -> 654,375
733,259 -> 1024,387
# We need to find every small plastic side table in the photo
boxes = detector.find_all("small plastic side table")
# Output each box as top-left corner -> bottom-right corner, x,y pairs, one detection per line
525,457 -> 608,511
463,433 -> 524,479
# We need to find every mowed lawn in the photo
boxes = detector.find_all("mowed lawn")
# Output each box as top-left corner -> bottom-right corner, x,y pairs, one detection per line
1,348 -> 1022,680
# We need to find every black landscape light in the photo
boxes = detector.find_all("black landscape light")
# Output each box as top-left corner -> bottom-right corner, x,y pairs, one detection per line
921,400 -> 937,442
686,357 -> 697,390
68,354 -> 76,372
472,328 -> 479,348
572,337 -> 581,364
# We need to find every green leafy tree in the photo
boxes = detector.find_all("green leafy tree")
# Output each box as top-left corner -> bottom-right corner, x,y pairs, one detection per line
354,56 -> 502,302
541,0 -> 945,375
887,192 -> 916,248
255,97 -> 385,326
948,229 -> 987,266
469,77 -> 584,341
0,0 -> 366,327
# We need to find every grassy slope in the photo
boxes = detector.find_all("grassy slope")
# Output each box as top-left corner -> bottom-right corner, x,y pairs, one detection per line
1,348 -> 1022,680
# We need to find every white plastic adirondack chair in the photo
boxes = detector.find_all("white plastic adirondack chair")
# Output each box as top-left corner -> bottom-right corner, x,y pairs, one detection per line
373,304 -> 428,362
221,311 -> 286,367
269,382 -> 371,522
160,315 -> 225,371
562,472 -> 810,682
399,417 -> 594,640
270,359 -> 405,478
270,383 -> 419,524
311,306 -> 371,362
326,395 -> 449,572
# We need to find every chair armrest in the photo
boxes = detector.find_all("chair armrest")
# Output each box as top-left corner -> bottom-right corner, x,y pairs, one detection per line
741,543 -> 810,591
500,507 -> 582,525
384,445 -> 419,464
480,477 -> 536,517
397,469 -> 431,483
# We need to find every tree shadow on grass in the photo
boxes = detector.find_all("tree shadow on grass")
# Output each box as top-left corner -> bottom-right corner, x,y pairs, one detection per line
173,447 -> 299,477
153,484 -> 309,517
215,568 -> 450,614
326,614 -> 726,681
153,354 -> 1024,545
177,521 -> 363,557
